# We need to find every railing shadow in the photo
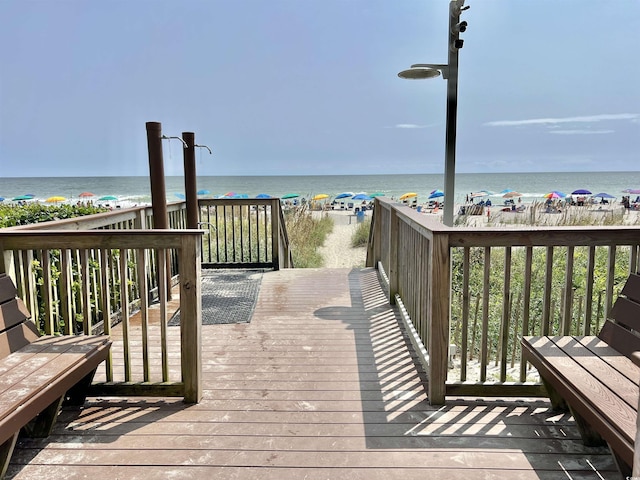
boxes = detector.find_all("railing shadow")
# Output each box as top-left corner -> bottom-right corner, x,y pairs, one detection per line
313,268 -> 615,474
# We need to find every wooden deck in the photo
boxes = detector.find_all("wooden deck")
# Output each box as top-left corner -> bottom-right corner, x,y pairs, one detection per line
7,268 -> 618,479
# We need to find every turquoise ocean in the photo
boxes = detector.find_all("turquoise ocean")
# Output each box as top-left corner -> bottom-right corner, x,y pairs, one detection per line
1,172 -> 640,207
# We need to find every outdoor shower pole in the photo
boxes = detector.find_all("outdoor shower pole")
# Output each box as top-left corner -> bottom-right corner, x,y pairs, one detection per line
146,121 -> 172,300
146,122 -> 169,229
182,132 -> 199,229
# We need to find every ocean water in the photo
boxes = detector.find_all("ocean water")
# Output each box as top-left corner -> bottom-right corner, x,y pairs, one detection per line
1,172 -> 639,206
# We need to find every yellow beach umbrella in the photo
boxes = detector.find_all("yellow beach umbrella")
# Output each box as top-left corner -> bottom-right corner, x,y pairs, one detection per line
399,192 -> 417,201
312,193 -> 329,201
46,196 -> 66,203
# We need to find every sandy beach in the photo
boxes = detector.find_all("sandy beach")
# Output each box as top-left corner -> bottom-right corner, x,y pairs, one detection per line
315,202 -> 640,268
314,210 -> 368,268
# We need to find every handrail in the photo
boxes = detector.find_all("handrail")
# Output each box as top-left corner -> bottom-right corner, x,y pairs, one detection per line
367,196 -> 640,405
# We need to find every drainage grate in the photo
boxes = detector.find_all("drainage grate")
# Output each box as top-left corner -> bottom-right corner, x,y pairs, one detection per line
169,269 -> 265,326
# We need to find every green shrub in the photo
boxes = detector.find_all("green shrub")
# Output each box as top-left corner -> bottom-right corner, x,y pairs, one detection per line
0,203 -> 109,228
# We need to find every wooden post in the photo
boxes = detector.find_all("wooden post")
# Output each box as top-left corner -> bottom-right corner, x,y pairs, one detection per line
271,199 -> 280,270
180,233 -> 202,403
182,132 -> 199,229
146,121 -> 172,300
388,207 -> 399,304
428,231 -> 450,405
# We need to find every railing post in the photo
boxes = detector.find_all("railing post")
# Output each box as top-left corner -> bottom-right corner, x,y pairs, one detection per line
388,207 -> 399,304
428,231 -> 450,405
179,233 -> 202,403
271,199 -> 281,270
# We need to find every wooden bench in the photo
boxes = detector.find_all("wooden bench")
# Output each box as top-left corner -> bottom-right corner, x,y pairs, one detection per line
521,272 -> 640,478
0,273 -> 111,478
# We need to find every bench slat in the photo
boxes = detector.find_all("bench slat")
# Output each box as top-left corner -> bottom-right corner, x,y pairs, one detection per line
576,336 -> 640,385
0,322 -> 41,359
598,320 -> 640,359
621,273 -> 640,304
553,336 -> 639,410
0,299 -> 30,334
522,335 -> 635,465
607,296 -> 640,333
0,276 -> 17,306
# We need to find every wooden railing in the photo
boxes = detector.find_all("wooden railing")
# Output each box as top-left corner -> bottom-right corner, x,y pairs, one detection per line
0,197 -> 292,402
0,229 -> 203,402
366,196 -> 640,405
198,198 -> 293,269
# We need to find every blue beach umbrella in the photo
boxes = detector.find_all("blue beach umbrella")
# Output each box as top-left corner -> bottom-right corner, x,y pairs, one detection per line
335,192 -> 354,199
0,197 -> 4,202
429,190 -> 445,199
571,189 -> 592,195
352,193 -> 372,201
592,192 -> 615,199
197,189 -> 210,195
255,193 -> 272,199
174,193 -> 186,200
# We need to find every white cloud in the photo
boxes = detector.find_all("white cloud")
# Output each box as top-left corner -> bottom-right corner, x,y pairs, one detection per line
394,123 -> 431,129
549,129 -> 615,135
484,113 -> 639,127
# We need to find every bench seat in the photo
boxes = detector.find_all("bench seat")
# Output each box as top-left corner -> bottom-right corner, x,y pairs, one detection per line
521,273 -> 640,477
0,273 -> 111,479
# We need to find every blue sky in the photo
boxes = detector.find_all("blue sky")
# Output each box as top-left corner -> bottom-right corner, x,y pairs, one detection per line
1,0 -> 638,177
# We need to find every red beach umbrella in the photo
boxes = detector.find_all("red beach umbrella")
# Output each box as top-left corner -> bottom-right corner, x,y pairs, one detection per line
79,192 -> 95,198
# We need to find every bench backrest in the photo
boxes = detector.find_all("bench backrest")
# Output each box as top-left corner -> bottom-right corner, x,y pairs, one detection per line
598,273 -> 640,358
0,273 -> 40,359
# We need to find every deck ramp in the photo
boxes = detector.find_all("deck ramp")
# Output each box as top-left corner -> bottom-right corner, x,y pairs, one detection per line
8,268 -> 616,479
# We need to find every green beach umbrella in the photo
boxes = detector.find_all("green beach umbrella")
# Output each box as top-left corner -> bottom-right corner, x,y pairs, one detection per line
98,195 -> 118,201
12,195 -> 33,201
282,193 -> 299,199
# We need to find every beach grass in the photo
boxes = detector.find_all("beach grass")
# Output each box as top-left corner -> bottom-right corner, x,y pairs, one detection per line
284,208 -> 334,268
351,217 -> 371,247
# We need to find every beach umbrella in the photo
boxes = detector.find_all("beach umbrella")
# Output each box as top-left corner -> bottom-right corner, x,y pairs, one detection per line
399,192 -> 417,201
173,193 -> 186,200
0,197 -> 4,202
197,189 -> 210,195
79,192 -> 95,198
282,193 -> 300,199
98,195 -> 118,201
232,193 -> 249,199
571,189 -> 592,195
592,192 -> 615,199
544,191 -> 565,199
369,192 -> 386,197
24,194 -> 35,198
255,193 -> 272,199
312,194 -> 329,201
352,193 -> 372,201
428,190 -> 445,199
335,192 -> 354,199
12,195 -> 33,201
500,189 -> 514,194
503,191 -> 522,198
46,196 -> 66,203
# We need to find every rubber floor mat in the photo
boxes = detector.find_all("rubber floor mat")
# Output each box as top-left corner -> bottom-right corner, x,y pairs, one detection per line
169,269 -> 265,326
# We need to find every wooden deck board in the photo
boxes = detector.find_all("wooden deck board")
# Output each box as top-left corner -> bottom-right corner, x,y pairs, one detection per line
7,267 -> 618,479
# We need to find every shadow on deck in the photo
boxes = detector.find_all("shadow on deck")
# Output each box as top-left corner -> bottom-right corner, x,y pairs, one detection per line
8,268 -> 617,479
